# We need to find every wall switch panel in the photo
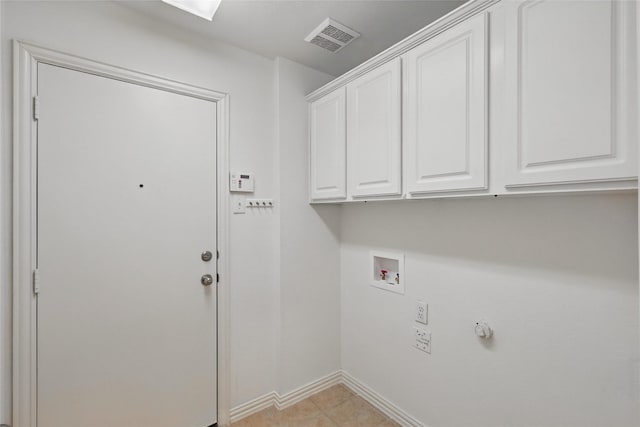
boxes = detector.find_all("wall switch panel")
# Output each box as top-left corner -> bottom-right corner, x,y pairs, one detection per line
415,301 -> 428,324
232,196 -> 246,214
414,327 -> 431,354
230,172 -> 255,193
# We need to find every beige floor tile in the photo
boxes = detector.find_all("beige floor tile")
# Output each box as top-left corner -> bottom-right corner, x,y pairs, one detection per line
325,395 -> 387,427
310,385 -> 354,412
275,398 -> 323,423
292,413 -> 340,427
232,389 -> 398,427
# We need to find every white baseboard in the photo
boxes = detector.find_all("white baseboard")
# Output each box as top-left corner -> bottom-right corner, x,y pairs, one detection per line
230,370 -> 424,427
229,371 -> 341,422
275,370 -> 343,410
228,390 -> 276,423
341,370 -> 424,427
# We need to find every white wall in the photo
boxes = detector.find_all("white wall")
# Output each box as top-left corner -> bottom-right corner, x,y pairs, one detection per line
0,0 -> 281,417
340,193 -> 639,427
274,57 -> 341,394
0,2 -> 6,424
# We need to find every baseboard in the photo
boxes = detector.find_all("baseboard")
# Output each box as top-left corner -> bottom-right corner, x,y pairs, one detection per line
275,370 -> 343,410
230,370 -> 423,426
228,391 -> 276,423
341,370 -> 424,427
229,371 -> 341,422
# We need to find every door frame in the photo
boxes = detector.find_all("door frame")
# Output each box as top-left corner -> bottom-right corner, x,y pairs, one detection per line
12,40 -> 232,427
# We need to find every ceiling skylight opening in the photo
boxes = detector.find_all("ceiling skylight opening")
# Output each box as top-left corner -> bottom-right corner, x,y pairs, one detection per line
162,0 -> 222,21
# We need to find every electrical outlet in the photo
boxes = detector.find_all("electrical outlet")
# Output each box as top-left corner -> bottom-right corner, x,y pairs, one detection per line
414,327 -> 431,354
415,301 -> 428,324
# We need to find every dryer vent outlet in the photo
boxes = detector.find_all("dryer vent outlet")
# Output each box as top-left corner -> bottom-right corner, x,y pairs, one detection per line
304,18 -> 360,53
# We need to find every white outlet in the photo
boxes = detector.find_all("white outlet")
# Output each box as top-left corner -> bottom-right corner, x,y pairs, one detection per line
414,327 -> 431,354
415,301 -> 428,324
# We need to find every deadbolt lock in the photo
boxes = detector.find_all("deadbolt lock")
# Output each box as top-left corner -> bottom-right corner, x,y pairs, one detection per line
201,250 -> 213,262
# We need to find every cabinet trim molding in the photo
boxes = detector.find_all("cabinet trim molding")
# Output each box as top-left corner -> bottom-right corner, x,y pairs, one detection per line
306,0 -> 499,103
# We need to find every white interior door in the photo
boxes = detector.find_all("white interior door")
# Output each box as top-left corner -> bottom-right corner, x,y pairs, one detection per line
36,63 -> 217,427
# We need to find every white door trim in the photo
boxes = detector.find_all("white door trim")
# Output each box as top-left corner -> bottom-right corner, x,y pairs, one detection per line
12,40 -> 232,427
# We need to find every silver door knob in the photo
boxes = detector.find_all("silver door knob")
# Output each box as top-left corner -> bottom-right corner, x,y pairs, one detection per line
201,274 -> 214,286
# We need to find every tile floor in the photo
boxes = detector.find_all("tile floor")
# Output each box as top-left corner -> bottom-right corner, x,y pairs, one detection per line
231,384 -> 400,427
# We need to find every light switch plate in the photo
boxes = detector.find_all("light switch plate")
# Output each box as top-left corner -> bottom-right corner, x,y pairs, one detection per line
232,196 -> 246,214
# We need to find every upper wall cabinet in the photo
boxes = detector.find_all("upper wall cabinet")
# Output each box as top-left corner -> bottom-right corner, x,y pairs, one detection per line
347,58 -> 402,198
307,0 -> 637,203
403,13 -> 488,195
309,88 -> 347,201
503,0 -> 637,188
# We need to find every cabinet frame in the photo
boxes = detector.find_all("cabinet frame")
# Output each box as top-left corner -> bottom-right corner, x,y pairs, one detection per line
306,0 -> 638,204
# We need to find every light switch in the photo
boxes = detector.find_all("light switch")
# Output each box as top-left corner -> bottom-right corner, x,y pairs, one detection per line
232,196 -> 246,214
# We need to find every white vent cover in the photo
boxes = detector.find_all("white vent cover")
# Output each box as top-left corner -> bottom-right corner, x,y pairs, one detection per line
304,18 -> 360,53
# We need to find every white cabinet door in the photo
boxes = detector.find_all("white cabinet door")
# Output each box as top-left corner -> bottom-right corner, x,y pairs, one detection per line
310,88 -> 346,200
503,0 -> 637,187
347,58 -> 402,198
403,13 -> 488,195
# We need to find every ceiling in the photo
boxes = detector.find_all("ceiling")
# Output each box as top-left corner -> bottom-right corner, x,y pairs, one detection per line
120,0 -> 466,76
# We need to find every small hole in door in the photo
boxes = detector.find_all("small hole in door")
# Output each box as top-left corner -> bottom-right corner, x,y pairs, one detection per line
139,184 -> 144,188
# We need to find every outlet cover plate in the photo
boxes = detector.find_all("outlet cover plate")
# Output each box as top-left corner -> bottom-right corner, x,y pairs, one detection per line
233,195 -> 246,214
414,327 -> 431,354
415,301 -> 428,324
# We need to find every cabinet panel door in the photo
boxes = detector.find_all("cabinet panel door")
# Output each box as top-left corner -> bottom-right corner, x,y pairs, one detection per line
347,58 -> 402,197
503,0 -> 637,187
310,88 -> 346,200
403,13 -> 488,194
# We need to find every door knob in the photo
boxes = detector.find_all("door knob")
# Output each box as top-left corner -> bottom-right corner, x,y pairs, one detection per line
201,274 -> 214,286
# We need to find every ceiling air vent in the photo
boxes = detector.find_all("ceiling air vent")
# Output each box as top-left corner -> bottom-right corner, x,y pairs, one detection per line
305,18 -> 360,53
